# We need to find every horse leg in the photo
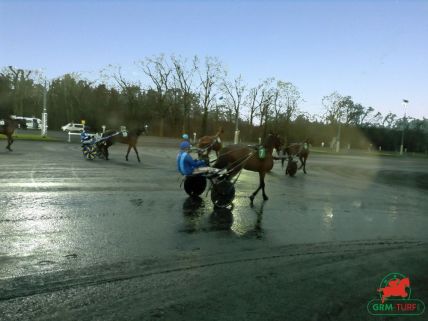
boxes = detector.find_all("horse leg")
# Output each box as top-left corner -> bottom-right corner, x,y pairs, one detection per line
249,184 -> 262,205
125,145 -> 132,161
260,172 -> 268,201
302,156 -> 307,174
133,145 -> 141,162
104,145 -> 109,160
6,136 -> 13,151
250,172 -> 267,204
298,154 -> 304,169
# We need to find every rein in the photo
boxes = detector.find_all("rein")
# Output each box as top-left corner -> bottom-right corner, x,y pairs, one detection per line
227,152 -> 255,185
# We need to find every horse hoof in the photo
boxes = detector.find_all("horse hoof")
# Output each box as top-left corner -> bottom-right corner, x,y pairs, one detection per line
263,195 -> 269,201
249,195 -> 254,204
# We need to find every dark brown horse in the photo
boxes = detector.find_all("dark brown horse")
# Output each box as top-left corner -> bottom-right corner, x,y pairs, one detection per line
102,126 -> 147,162
0,118 -> 27,151
198,127 -> 224,159
281,139 -> 310,174
214,133 -> 283,205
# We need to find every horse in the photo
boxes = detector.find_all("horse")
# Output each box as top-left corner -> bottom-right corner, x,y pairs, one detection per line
378,277 -> 410,303
102,126 -> 147,162
0,118 -> 27,151
281,139 -> 310,174
214,133 -> 283,205
197,127 -> 224,161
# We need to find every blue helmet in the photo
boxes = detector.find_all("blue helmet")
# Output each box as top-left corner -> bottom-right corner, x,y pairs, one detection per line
182,133 -> 189,140
180,141 -> 191,150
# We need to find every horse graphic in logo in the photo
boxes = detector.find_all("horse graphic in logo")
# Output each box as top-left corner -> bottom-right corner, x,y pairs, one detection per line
377,277 -> 410,303
368,273 -> 425,316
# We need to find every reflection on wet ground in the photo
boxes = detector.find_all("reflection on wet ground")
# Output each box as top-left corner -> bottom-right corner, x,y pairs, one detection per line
182,197 -> 263,238
181,196 -> 266,239
1,141 -> 428,280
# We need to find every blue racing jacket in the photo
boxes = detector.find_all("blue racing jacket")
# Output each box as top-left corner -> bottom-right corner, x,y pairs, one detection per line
80,131 -> 91,143
176,151 -> 206,175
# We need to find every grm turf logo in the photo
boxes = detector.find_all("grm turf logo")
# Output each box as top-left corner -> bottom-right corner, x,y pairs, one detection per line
367,272 -> 425,316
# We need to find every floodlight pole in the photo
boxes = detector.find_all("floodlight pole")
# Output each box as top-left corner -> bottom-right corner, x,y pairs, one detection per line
234,109 -> 240,144
336,121 -> 341,153
41,80 -> 48,137
399,100 -> 408,155
335,100 -> 342,153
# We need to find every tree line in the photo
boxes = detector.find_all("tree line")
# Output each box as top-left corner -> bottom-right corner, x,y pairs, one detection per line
1,56 -> 427,153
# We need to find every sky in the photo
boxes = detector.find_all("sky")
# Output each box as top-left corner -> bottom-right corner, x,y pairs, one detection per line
1,0 -> 427,119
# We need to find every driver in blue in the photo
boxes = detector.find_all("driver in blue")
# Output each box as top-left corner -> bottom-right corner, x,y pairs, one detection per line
80,126 -> 92,144
177,141 -> 207,175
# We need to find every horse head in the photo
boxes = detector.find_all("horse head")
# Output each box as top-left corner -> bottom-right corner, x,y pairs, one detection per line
399,277 -> 410,289
136,125 -> 148,136
265,133 -> 283,152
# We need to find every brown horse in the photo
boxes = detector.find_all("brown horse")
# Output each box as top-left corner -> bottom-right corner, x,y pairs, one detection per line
281,139 -> 310,174
214,133 -> 283,205
198,127 -> 224,160
102,126 -> 147,162
0,118 -> 27,151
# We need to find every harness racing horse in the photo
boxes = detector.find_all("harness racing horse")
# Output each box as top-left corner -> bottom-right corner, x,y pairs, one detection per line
378,277 -> 410,303
0,118 -> 27,151
102,126 -> 147,162
281,139 -> 310,174
198,127 -> 224,161
214,133 -> 283,205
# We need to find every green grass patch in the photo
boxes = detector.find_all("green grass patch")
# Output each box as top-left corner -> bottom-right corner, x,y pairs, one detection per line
310,147 -> 427,158
0,134 -> 59,142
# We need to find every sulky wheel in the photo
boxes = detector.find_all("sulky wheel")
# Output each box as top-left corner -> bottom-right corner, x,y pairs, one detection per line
184,175 -> 207,196
286,160 -> 298,177
96,144 -> 106,159
82,145 -> 96,160
211,179 -> 235,208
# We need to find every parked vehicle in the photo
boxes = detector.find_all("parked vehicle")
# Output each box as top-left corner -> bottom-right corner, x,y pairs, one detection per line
10,115 -> 42,129
61,123 -> 85,132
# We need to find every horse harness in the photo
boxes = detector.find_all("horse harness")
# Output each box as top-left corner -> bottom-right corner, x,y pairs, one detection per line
198,136 -> 221,154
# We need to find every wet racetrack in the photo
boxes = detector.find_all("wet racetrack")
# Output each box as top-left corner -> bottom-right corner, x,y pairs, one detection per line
1,139 -> 427,320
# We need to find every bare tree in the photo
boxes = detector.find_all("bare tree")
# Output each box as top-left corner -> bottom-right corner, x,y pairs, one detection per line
137,55 -> 172,136
279,81 -> 302,125
245,84 -> 262,126
195,56 -> 224,135
3,66 -> 32,116
256,78 -> 276,138
221,74 -> 246,137
171,55 -> 197,133
382,112 -> 397,128
322,91 -> 345,124
102,65 -> 141,123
